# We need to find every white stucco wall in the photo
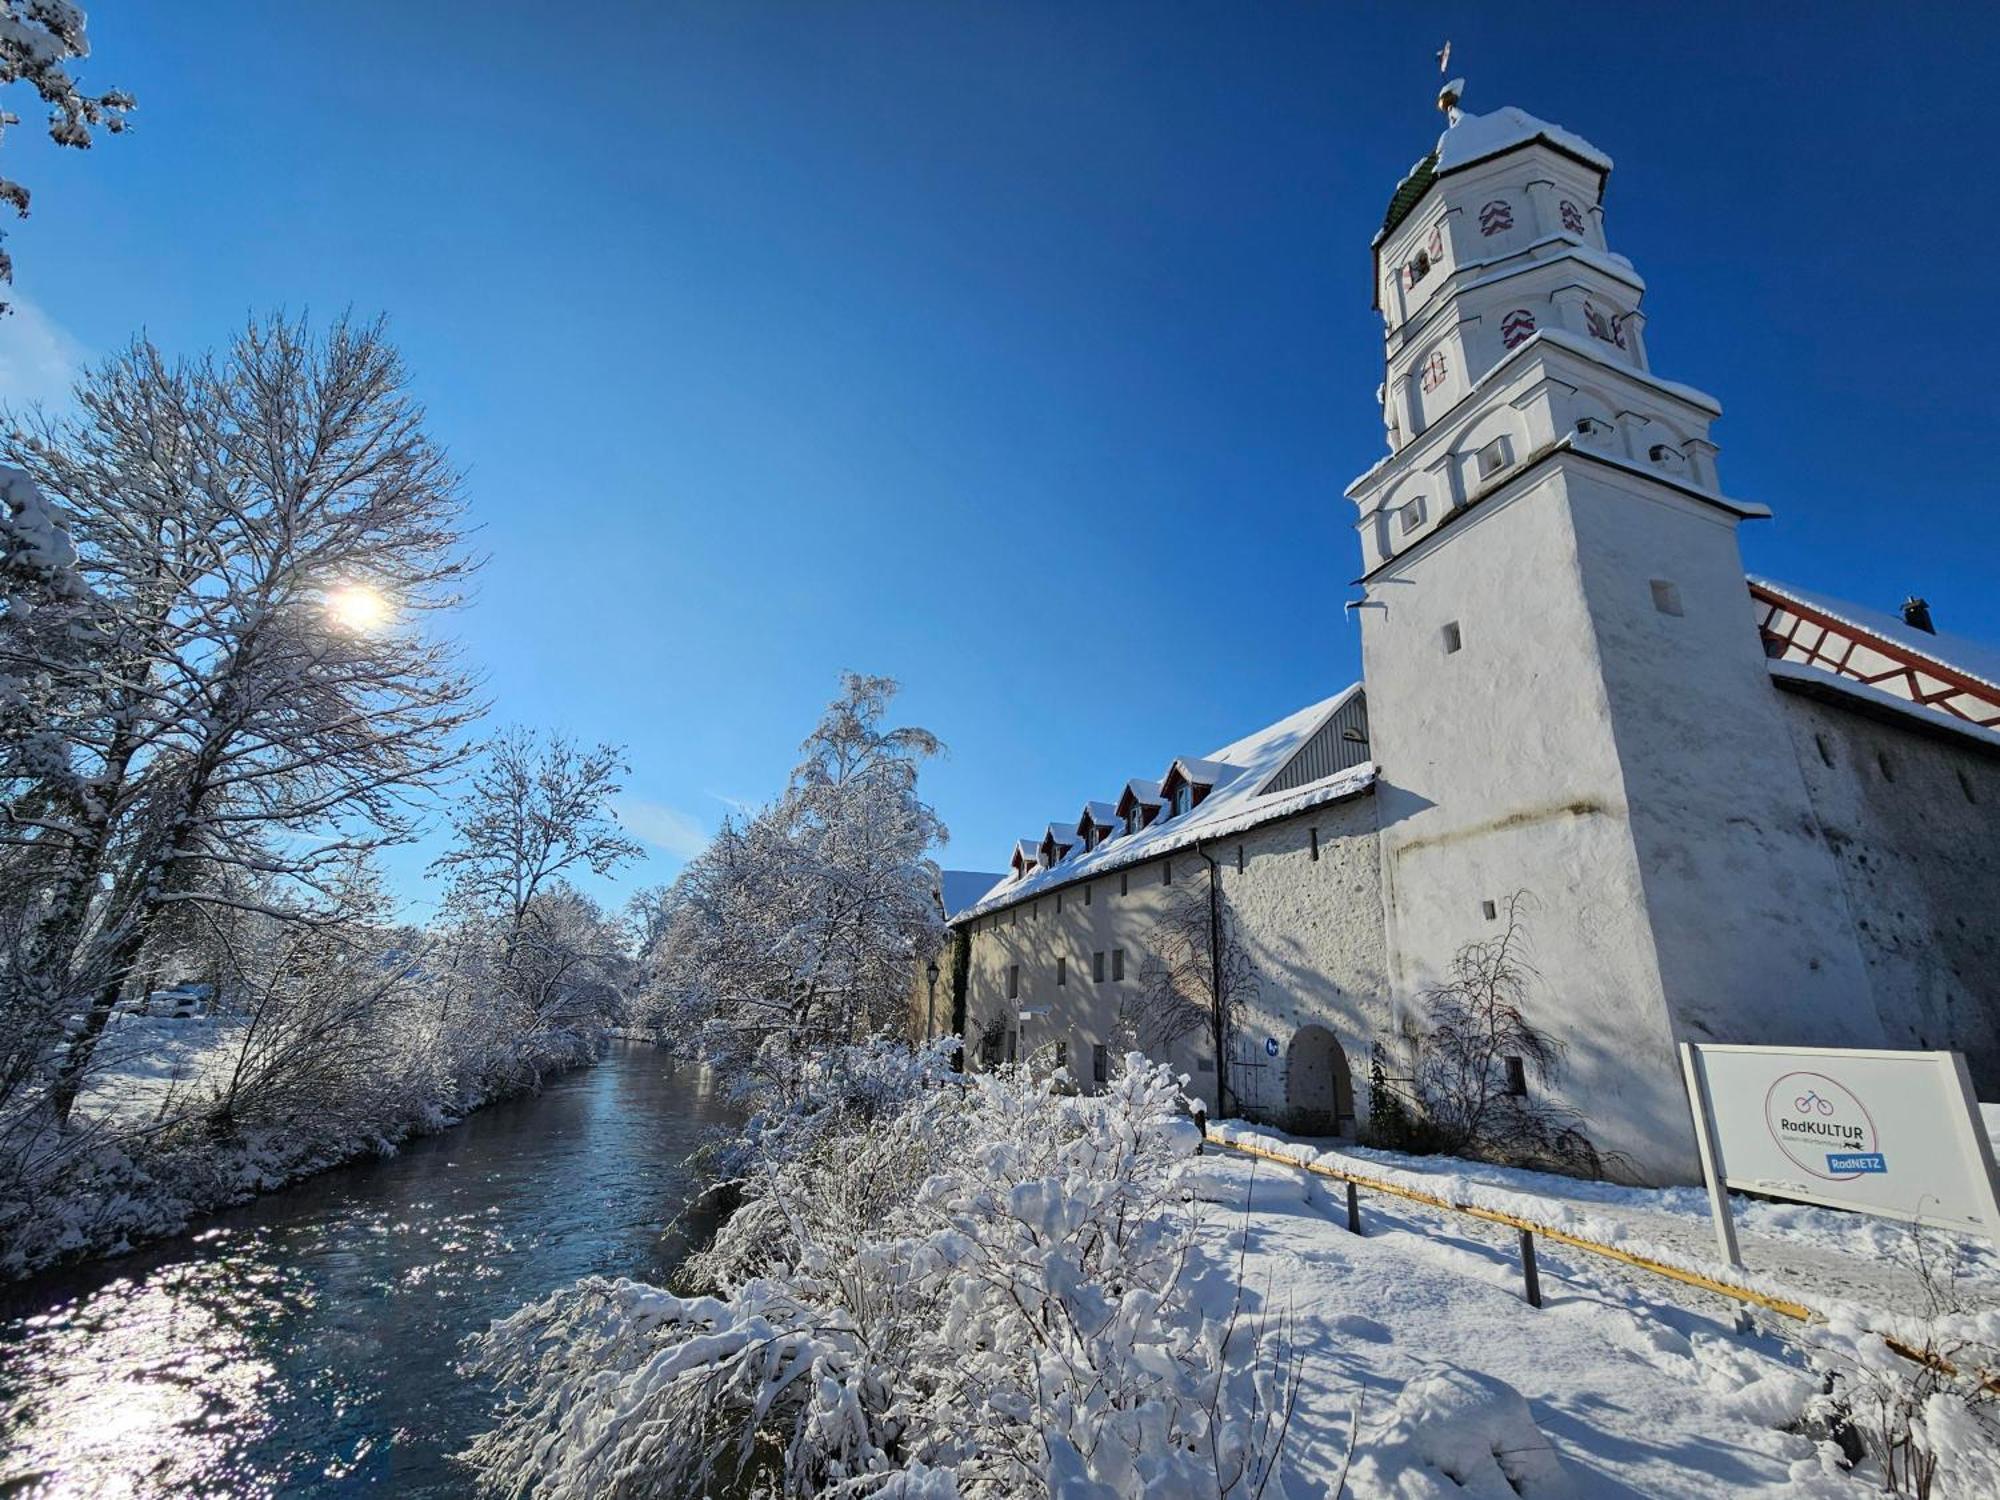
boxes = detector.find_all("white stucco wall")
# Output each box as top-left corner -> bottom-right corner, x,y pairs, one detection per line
1774,688 -> 2000,1093
955,793 -> 1389,1125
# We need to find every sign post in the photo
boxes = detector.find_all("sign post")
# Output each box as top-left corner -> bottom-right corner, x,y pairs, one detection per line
1681,1043 -> 2000,1268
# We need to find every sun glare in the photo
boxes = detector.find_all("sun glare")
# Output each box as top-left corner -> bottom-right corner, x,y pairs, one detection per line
327,584 -> 391,632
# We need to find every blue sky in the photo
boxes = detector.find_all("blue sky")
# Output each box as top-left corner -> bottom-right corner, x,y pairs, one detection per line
7,3 -> 1998,915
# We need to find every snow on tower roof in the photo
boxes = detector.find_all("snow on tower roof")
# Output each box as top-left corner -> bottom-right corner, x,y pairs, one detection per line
1433,104 -> 1611,178
1377,99 -> 1611,247
957,688 -> 1377,923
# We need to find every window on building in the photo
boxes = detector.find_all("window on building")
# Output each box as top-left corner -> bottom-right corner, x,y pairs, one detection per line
1092,951 -> 1106,983
1236,844 -> 1244,874
1481,899 -> 1498,921
1442,621 -> 1463,654
1056,956 -> 1067,987
1005,1030 -> 1018,1065
1112,948 -> 1126,982
1575,415 -> 1610,439
1010,907 -> 1019,928
1500,308 -> 1536,349
1084,883 -> 1093,906
1404,248 -> 1432,287
1123,808 -> 1140,836
1399,496 -> 1426,535
1479,198 -> 1514,235
1475,437 -> 1509,479
1092,1043 -> 1110,1084
1309,827 -> 1320,862
1504,1056 -> 1528,1096
1162,860 -> 1172,886
1650,579 -> 1684,617
1054,1040 -> 1068,1069
1120,871 -> 1129,897
1007,964 -> 1020,1000
1418,348 -> 1449,394
1171,783 -> 1192,818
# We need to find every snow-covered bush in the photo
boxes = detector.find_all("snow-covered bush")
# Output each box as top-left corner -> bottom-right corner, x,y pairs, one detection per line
1799,1228 -> 2000,1497
466,1051 -> 1310,1498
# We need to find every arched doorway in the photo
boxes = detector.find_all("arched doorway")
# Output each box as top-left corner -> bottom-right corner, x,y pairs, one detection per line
1285,1024 -> 1356,1137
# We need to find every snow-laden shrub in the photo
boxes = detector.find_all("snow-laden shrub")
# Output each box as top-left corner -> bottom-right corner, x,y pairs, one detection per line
465,1052 -> 1309,1498
1798,1231 -> 2000,1498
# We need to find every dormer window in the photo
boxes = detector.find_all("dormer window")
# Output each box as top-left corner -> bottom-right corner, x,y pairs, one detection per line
1171,783 -> 1192,819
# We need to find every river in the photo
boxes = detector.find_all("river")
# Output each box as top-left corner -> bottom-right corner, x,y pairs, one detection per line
0,1041 -> 735,1499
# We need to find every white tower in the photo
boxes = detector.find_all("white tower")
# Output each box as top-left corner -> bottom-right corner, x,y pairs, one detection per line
1349,83 -> 1886,1182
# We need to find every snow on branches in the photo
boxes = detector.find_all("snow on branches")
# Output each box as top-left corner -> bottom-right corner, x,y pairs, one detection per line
0,1 -> 134,301
640,673 -> 947,1098
466,1049 -> 1309,1499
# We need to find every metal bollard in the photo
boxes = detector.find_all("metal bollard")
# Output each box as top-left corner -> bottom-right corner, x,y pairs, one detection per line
1346,1180 -> 1362,1236
1519,1229 -> 1542,1308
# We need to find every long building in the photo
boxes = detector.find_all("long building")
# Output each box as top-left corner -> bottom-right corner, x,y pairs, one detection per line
945,82 -> 2000,1183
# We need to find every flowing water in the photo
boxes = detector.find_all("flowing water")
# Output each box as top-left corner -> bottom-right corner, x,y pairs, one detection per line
0,1041 -> 734,1498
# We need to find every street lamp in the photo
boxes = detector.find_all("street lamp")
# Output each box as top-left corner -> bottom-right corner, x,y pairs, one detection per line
925,958 -> 941,1039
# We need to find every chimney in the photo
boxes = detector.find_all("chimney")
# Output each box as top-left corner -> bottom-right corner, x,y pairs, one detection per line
1901,596 -> 1935,634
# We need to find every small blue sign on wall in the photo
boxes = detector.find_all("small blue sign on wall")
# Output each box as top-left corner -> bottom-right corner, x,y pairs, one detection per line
1264,1036 -> 1280,1058
1827,1152 -> 1888,1175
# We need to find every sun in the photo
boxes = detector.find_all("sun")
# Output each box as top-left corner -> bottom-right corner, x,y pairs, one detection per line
326,584 -> 391,632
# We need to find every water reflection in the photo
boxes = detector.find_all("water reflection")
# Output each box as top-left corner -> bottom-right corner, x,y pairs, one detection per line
0,1043 -> 732,1498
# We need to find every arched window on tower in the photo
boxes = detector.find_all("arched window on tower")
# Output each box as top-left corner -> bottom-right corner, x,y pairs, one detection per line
1479,199 -> 1513,236
1418,349 -> 1449,394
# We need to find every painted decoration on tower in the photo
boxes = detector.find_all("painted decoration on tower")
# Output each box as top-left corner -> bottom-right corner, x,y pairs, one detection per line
1501,309 -> 1537,349
1479,199 -> 1513,236
1584,302 -> 1628,349
1418,349 -> 1448,394
1560,199 -> 1586,235
1426,225 -> 1444,262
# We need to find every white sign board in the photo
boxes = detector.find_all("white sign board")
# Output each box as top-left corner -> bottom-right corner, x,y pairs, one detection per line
1681,1044 -> 2000,1253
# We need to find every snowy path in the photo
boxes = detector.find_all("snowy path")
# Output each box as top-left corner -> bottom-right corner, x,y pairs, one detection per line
1238,1133 -> 2000,1320
1195,1151 -> 1866,1496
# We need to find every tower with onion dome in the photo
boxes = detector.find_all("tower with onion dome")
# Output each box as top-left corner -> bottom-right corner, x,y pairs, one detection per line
1348,80 -> 1886,1180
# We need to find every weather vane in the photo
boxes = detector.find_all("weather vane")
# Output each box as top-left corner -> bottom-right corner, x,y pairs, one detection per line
1435,40 -> 1465,124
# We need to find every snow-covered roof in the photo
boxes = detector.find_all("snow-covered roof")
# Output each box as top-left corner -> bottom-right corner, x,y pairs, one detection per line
1433,104 -> 1611,178
938,870 -> 1004,919
1077,800 -> 1120,830
1039,823 -> 1077,848
1115,778 -> 1164,814
955,689 -> 1377,923
1751,576 -> 2000,697
1162,756 -> 1232,791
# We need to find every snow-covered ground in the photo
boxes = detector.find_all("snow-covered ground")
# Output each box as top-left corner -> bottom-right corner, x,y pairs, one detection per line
1193,1123 -> 2000,1496
72,1011 -> 247,1126
1192,1148 -> 1861,1495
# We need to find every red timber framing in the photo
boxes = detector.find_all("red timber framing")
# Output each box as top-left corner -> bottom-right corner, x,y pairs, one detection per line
1750,582 -> 2000,730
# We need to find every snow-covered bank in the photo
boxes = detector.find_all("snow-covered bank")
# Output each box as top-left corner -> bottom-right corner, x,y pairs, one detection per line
0,1012 -> 605,1283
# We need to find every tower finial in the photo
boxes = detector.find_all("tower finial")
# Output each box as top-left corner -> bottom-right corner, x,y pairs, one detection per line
1436,43 -> 1465,126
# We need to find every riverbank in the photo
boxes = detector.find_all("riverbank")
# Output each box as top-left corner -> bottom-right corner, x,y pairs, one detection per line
0,1016 -> 622,1283
0,1042 -> 733,1499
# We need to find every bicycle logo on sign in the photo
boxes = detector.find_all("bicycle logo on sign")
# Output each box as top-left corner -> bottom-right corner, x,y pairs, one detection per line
1793,1090 -> 1836,1117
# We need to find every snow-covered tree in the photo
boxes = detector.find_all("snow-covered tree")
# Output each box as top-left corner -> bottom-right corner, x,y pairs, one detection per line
0,314 -> 480,1123
429,728 -> 642,1074
0,1 -> 135,304
642,673 -> 947,1097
